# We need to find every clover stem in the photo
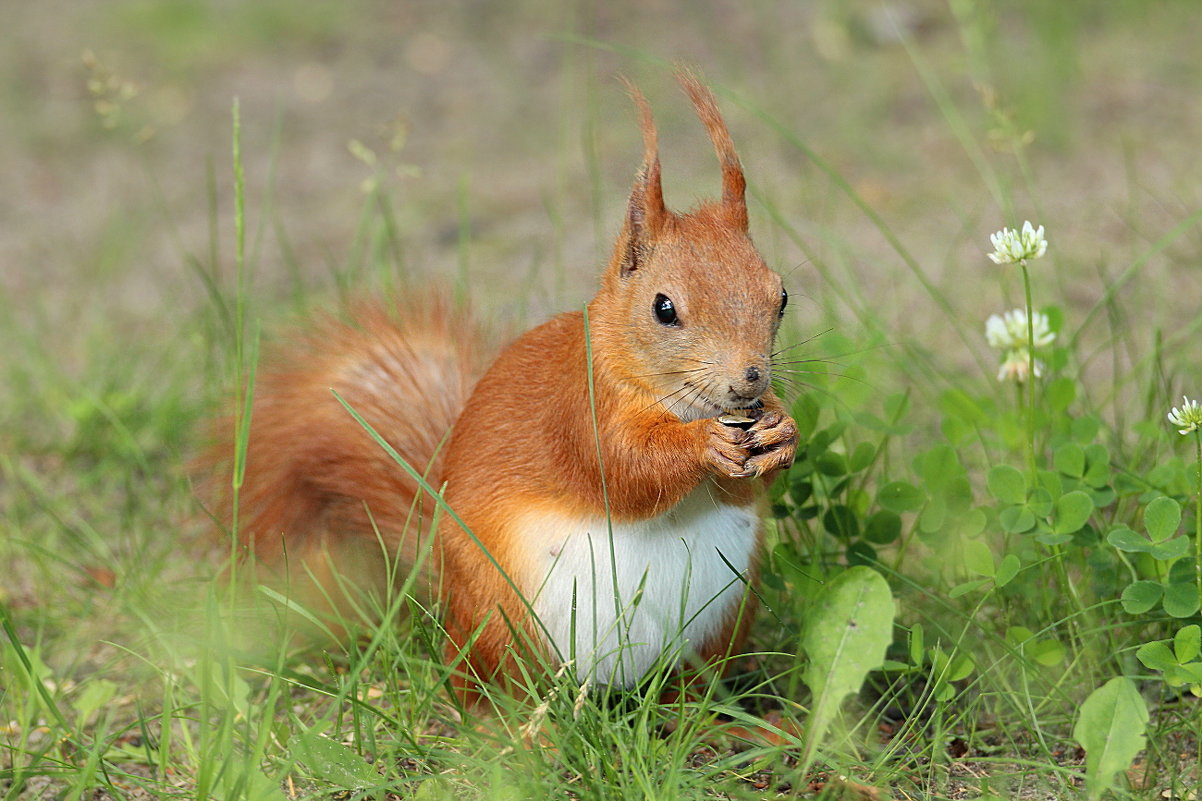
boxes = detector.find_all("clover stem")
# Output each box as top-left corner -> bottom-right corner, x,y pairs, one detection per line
1194,430 -> 1202,607
1020,261 -> 1037,476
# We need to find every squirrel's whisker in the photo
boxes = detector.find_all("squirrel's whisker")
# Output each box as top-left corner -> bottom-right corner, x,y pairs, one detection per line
770,329 -> 835,358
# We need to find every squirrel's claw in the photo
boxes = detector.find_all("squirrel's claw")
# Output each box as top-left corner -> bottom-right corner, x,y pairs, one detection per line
745,411 -> 798,451
729,411 -> 798,478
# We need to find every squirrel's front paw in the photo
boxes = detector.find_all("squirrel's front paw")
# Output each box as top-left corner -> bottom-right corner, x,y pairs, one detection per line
701,420 -> 753,478
732,410 -> 798,478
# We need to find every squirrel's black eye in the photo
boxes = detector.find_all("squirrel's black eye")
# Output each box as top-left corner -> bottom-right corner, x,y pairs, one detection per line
779,288 -> 788,318
653,293 -> 678,326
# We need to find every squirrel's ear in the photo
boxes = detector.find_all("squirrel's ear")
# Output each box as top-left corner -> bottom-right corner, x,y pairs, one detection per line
619,78 -> 667,277
676,68 -> 748,231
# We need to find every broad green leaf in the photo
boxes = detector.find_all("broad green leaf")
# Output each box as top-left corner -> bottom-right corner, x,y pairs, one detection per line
1113,472 -> 1144,495
822,505 -> 859,539
846,540 -> 877,566
816,452 -> 848,477
772,542 -> 817,589
290,728 -> 381,791
948,653 -> 975,681
919,496 -> 947,534
819,421 -> 847,444
1164,663 -> 1202,689
949,578 -> 990,598
808,435 -> 831,460
792,394 -> 820,442
790,457 -> 815,479
1054,443 -> 1086,478
999,506 -> 1035,534
1028,637 -> 1066,667
995,554 -> 1021,588
929,647 -> 975,682
801,567 -> 895,774
1107,526 -> 1151,553
1034,531 -> 1074,547
1036,469 -> 1063,502
1082,443 -> 1111,488
1053,491 -> 1093,535
1175,625 -> 1202,663
770,475 -> 789,502
1046,377 -> 1076,412
863,510 -> 902,544
850,442 -> 876,472
1071,415 -> 1100,444
1136,641 -> 1176,672
1145,496 -> 1182,542
962,507 -> 988,537
1072,677 -> 1148,801
915,443 -> 964,491
877,481 -> 925,513
789,478 -> 813,506
987,465 -> 1027,505
944,476 -> 975,513
1168,558 -> 1196,585
1163,581 -> 1201,618
1120,581 -> 1162,614
1005,626 -> 1034,645
796,505 -> 820,521
963,540 -> 995,577
1149,536 -> 1191,561
1146,462 -> 1188,492
1005,627 -> 1062,666
1027,487 -> 1054,517
1072,523 -> 1102,547
1087,486 -> 1117,508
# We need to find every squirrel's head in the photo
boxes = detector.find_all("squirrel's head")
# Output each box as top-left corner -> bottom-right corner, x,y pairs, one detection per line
592,72 -> 787,422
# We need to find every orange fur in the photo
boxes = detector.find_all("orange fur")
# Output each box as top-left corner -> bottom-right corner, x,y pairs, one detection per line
207,72 -> 799,701
204,296 -> 489,609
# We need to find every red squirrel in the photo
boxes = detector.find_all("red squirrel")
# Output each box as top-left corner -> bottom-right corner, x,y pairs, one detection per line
214,72 -> 799,698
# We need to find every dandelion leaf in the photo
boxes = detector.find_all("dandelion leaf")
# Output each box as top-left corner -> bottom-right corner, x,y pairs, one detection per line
1072,676 -> 1148,801
290,726 -> 381,792
800,566 -> 895,771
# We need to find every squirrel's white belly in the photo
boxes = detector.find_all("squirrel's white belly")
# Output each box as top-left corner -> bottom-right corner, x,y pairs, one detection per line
522,484 -> 759,687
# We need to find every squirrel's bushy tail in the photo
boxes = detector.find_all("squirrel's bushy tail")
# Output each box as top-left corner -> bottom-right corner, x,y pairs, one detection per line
205,293 -> 488,607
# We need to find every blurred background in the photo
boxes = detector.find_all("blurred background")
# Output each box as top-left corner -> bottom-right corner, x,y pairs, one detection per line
3,0 -> 1202,509
6,0 -> 1202,329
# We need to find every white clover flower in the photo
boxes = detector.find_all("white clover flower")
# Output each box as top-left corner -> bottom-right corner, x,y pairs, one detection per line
996,348 -> 1044,383
987,221 -> 1048,265
1167,396 -> 1202,435
984,314 -> 1011,349
985,308 -> 1055,350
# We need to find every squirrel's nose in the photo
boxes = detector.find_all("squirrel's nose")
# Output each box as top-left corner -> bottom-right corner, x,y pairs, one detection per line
744,366 -> 761,384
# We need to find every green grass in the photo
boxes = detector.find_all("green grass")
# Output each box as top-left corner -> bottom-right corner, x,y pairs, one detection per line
5,1 -> 1202,799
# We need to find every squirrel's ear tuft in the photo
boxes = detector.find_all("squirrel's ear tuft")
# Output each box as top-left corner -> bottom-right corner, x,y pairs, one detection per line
676,68 -> 747,231
619,76 -> 667,277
